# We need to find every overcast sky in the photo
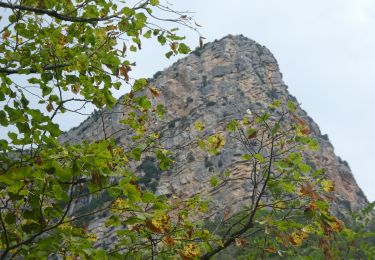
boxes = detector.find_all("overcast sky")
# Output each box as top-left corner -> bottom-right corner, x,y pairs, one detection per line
120,0 -> 375,201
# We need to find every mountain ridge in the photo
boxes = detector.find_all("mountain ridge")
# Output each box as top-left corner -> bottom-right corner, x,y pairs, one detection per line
61,34 -> 368,229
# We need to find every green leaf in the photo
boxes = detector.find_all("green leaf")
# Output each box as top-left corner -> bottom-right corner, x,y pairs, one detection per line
84,5 -> 99,18
44,122 -> 61,137
122,183 -> 141,202
158,35 -> 166,45
4,212 -> 16,224
155,149 -> 173,170
0,139 -> 8,150
165,51 -> 174,59
242,154 -> 251,160
315,200 -> 329,211
122,7 -> 135,16
254,153 -> 266,163
143,192 -> 156,203
0,110 -> 8,126
308,138 -> 319,151
255,112 -> 270,123
130,147 -> 142,160
125,216 -> 143,225
271,123 -> 280,136
209,176 -> 219,187
134,96 -> 151,109
312,168 -> 324,178
178,43 -> 191,54
226,120 -> 238,132
130,45 -> 137,52
134,13 -> 147,29
268,99 -> 281,109
133,78 -> 148,92
105,215 -> 121,227
287,100 -> 297,112
143,30 -> 152,39
52,184 -> 64,200
298,162 -> 311,173
247,128 -> 257,139
156,104 -> 166,118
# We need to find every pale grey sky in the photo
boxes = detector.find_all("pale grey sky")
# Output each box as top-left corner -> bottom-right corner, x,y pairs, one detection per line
122,0 -> 375,201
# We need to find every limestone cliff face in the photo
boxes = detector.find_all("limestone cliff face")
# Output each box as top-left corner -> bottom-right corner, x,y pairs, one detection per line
61,35 -> 368,221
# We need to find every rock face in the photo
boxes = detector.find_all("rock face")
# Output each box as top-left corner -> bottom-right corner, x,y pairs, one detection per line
61,35 -> 368,223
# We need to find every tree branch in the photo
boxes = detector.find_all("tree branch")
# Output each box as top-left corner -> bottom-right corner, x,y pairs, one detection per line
0,63 -> 68,75
201,131 -> 276,259
0,1 -> 120,23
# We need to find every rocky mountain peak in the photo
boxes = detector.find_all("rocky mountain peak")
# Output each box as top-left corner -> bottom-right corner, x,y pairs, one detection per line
61,35 -> 368,225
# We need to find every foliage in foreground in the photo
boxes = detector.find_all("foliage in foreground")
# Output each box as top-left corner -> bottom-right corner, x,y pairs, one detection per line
0,0 -> 373,259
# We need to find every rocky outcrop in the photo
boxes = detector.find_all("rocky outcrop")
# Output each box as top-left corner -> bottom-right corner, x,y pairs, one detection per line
61,35 -> 368,224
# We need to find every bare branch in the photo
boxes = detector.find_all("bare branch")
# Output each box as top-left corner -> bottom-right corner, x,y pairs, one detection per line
0,1 -> 121,23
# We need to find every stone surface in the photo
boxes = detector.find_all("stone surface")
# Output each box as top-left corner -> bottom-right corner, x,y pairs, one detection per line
61,34 -> 368,230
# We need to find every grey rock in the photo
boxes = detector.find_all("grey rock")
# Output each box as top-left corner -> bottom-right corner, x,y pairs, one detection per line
61,34 -> 368,243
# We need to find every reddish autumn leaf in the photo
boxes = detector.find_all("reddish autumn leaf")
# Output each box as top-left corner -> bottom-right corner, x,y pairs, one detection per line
46,101 -> 54,112
2,30 -> 10,39
163,235 -> 175,246
34,156 -> 43,166
299,183 -> 318,200
235,237 -> 247,247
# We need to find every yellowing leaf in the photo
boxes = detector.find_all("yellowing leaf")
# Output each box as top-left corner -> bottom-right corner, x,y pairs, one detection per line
322,179 -> 335,192
329,217 -> 343,232
289,230 -> 308,246
275,201 -> 286,210
145,219 -> 163,233
149,86 -> 160,97
145,213 -> 170,233
264,247 -> 277,254
302,224 -> 315,234
208,134 -> 225,149
170,42 -> 178,52
180,243 -> 200,259
58,222 -> 73,232
112,198 -> 127,210
88,233 -> 97,242
194,121 -> 205,131
161,214 -> 171,232
150,132 -> 160,139
71,83 -> 80,94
